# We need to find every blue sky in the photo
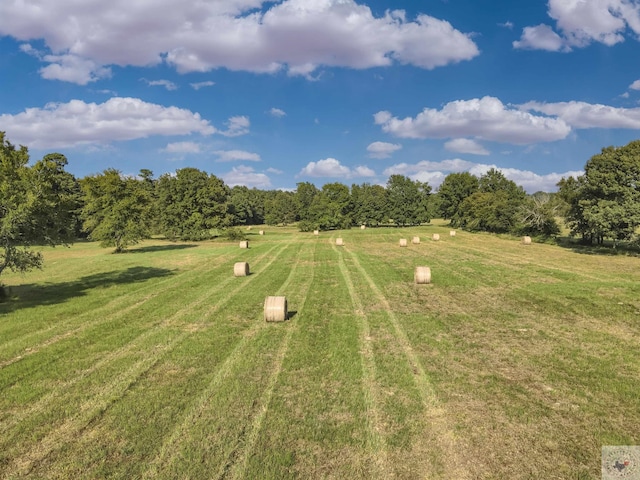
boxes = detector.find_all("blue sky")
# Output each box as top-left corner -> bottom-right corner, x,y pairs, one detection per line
2,0 -> 640,193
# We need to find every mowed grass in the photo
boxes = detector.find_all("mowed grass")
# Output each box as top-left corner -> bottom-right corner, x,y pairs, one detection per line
1,225 -> 639,479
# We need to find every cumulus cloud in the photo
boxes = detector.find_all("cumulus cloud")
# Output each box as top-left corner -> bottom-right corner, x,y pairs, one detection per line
0,0 -> 479,83
213,149 -> 261,162
143,79 -> 178,90
444,138 -> 489,155
515,0 -> 640,51
266,167 -> 283,174
0,97 -> 216,149
374,96 -> 571,145
367,141 -> 402,158
190,81 -> 215,90
222,165 -> 272,188
19,44 -> 112,84
629,80 -> 640,90
163,141 -> 202,153
269,107 -> 286,118
221,116 -> 250,137
383,159 -> 583,193
513,24 -> 566,51
299,157 -> 376,178
521,101 -> 640,129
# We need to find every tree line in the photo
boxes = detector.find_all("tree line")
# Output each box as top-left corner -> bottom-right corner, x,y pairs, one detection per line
2,131 -> 640,291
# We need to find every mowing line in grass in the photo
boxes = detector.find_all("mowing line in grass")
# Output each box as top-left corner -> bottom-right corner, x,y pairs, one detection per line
0,242 -> 290,441
342,244 -> 470,480
332,242 -> 389,479
1,241 -> 298,476
142,239 -> 315,479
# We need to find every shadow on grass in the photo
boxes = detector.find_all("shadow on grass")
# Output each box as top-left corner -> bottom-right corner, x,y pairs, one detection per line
287,310 -> 298,321
128,244 -> 198,254
0,266 -> 174,314
554,236 -> 640,257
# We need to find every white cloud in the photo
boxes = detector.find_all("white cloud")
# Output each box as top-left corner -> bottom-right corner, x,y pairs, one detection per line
190,81 -> 215,90
383,159 -> 583,193
630,80 -> 640,90
266,167 -> 283,174
143,79 -> 178,90
499,21 -> 514,29
269,107 -> 287,118
221,115 -> 250,137
367,141 -> 402,158
516,0 -> 640,51
222,165 -> 272,188
0,97 -> 216,149
521,101 -> 640,129
513,24 -> 566,51
213,149 -> 261,162
163,141 -> 202,153
0,0 -> 479,83
298,157 -> 376,178
444,138 -> 489,155
375,96 -> 571,145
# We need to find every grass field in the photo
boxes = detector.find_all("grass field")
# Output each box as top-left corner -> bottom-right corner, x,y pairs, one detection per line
1,223 -> 639,479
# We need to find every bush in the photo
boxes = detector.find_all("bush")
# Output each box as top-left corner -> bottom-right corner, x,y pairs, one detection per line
224,227 -> 246,241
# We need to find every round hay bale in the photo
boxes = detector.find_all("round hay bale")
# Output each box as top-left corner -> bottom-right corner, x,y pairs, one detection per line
264,296 -> 287,322
259,230 -> 265,235
414,266 -> 431,284
450,230 -> 456,237
239,240 -> 249,249
432,234 -> 440,241
247,226 -> 252,231
234,262 -> 250,277
522,236 -> 532,245
336,238 -> 344,246
360,225 -> 366,230
399,238 -> 408,247
412,236 -> 420,244
313,230 -> 319,236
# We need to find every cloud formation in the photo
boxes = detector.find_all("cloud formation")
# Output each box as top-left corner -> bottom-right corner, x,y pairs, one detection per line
143,79 -> 178,90
222,165 -> 272,188
383,158 -> 583,193
214,150 -> 261,162
190,81 -> 215,90
515,0 -> 640,51
444,138 -> 489,155
521,101 -> 640,129
163,141 -> 202,153
0,97 -> 215,149
367,141 -> 402,158
375,96 -> 571,145
299,157 -> 376,178
0,0 -> 479,83
269,108 -> 287,118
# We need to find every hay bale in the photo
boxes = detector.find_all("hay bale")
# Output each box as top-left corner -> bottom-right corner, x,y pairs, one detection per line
264,296 -> 287,322
450,230 -> 456,237
259,230 -> 265,235
432,234 -> 440,241
239,240 -> 249,249
234,262 -> 250,277
522,236 -> 532,245
336,238 -> 344,246
247,226 -> 252,231
399,238 -> 408,247
412,236 -> 420,244
360,225 -> 366,230
313,230 -> 319,236
414,266 -> 431,284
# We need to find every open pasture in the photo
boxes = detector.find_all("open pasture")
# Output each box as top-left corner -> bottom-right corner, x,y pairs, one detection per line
1,225 -> 639,479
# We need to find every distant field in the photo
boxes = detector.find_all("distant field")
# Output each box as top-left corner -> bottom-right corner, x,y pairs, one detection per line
1,223 -> 639,479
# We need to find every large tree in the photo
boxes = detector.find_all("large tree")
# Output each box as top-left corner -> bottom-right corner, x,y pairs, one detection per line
156,168 -> 232,240
1,133 -> 79,291
385,175 -> 431,226
309,182 -> 352,230
81,169 -> 152,252
563,141 -> 640,244
437,172 -> 479,226
351,183 -> 388,227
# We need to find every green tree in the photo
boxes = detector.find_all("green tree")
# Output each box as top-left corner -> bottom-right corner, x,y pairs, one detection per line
457,169 -> 525,233
437,172 -> 479,226
385,175 -> 431,226
309,182 -> 352,230
156,168 -> 232,240
351,183 -> 387,227
295,182 -> 319,231
230,186 -> 265,226
264,190 -> 297,226
81,169 -> 152,252
1,133 -> 79,291
517,192 -> 560,237
563,142 -> 640,244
